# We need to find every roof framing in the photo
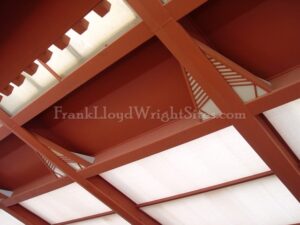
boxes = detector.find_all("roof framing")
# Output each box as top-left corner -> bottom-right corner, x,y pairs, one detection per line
0,0 -> 299,224
126,0 -> 300,200
0,109 -> 159,224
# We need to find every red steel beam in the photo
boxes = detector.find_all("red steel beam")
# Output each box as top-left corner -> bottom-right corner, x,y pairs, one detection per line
2,205 -> 49,225
138,171 -> 274,207
0,0 -> 207,141
248,77 -> 300,115
0,193 -> 49,225
0,110 -> 160,225
53,211 -> 115,225
125,0 -> 300,201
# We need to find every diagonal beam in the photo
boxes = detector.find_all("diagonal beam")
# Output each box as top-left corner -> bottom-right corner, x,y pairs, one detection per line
0,110 -> 160,225
0,193 -> 49,225
126,0 -> 300,201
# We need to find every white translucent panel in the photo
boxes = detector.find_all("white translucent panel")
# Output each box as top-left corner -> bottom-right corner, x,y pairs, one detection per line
143,176 -> 300,225
101,126 -> 269,203
69,214 -> 130,225
232,85 -> 256,102
67,0 -> 140,58
47,44 -> 79,77
49,0 -> 140,77
0,61 -> 58,115
264,98 -> 300,159
75,152 -> 95,164
161,0 -> 171,4
0,189 -> 13,197
0,210 -> 24,225
256,86 -> 267,97
20,183 -> 110,224
201,99 -> 221,119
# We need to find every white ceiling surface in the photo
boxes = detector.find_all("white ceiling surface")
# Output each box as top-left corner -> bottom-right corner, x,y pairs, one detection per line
142,176 -> 300,225
69,214 -> 130,225
264,98 -> 300,159
0,210 -> 24,225
20,183 -> 111,224
101,126 -> 270,204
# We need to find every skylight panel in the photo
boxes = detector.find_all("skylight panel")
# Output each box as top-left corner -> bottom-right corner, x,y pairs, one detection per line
48,0 -> 140,77
264,98 -> 300,159
20,183 -> 111,224
0,61 -> 58,115
142,176 -> 300,225
69,214 -> 130,225
101,126 -> 269,203
0,210 -> 24,225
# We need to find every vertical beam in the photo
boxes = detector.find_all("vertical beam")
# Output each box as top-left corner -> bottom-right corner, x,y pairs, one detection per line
126,0 -> 300,201
0,110 -> 160,225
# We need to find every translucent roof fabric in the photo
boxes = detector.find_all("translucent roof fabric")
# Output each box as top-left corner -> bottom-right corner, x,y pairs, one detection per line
0,210 -> 24,225
20,183 -> 110,224
264,98 -> 300,159
0,60 -> 58,115
48,0 -> 140,77
142,176 -> 300,225
69,214 -> 130,225
101,126 -> 270,203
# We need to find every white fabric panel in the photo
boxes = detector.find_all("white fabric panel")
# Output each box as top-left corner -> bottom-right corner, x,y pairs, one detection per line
69,214 -> 130,225
20,183 -> 110,224
143,176 -> 300,225
264,98 -> 300,159
101,126 -> 269,203
0,210 -> 24,225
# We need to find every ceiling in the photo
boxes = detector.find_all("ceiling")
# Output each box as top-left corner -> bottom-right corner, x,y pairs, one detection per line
0,0 -> 299,224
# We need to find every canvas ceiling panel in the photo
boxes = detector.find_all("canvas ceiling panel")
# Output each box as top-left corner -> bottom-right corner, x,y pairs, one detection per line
0,210 -> 24,225
142,176 -> 300,225
20,183 -> 110,224
101,126 -> 269,203
264,98 -> 300,159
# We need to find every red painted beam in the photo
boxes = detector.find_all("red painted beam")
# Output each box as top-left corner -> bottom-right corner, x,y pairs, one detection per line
0,193 -> 49,225
3,205 -> 49,225
126,0 -> 300,201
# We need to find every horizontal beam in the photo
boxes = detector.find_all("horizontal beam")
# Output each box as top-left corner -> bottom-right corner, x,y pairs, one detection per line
248,77 -> 300,115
